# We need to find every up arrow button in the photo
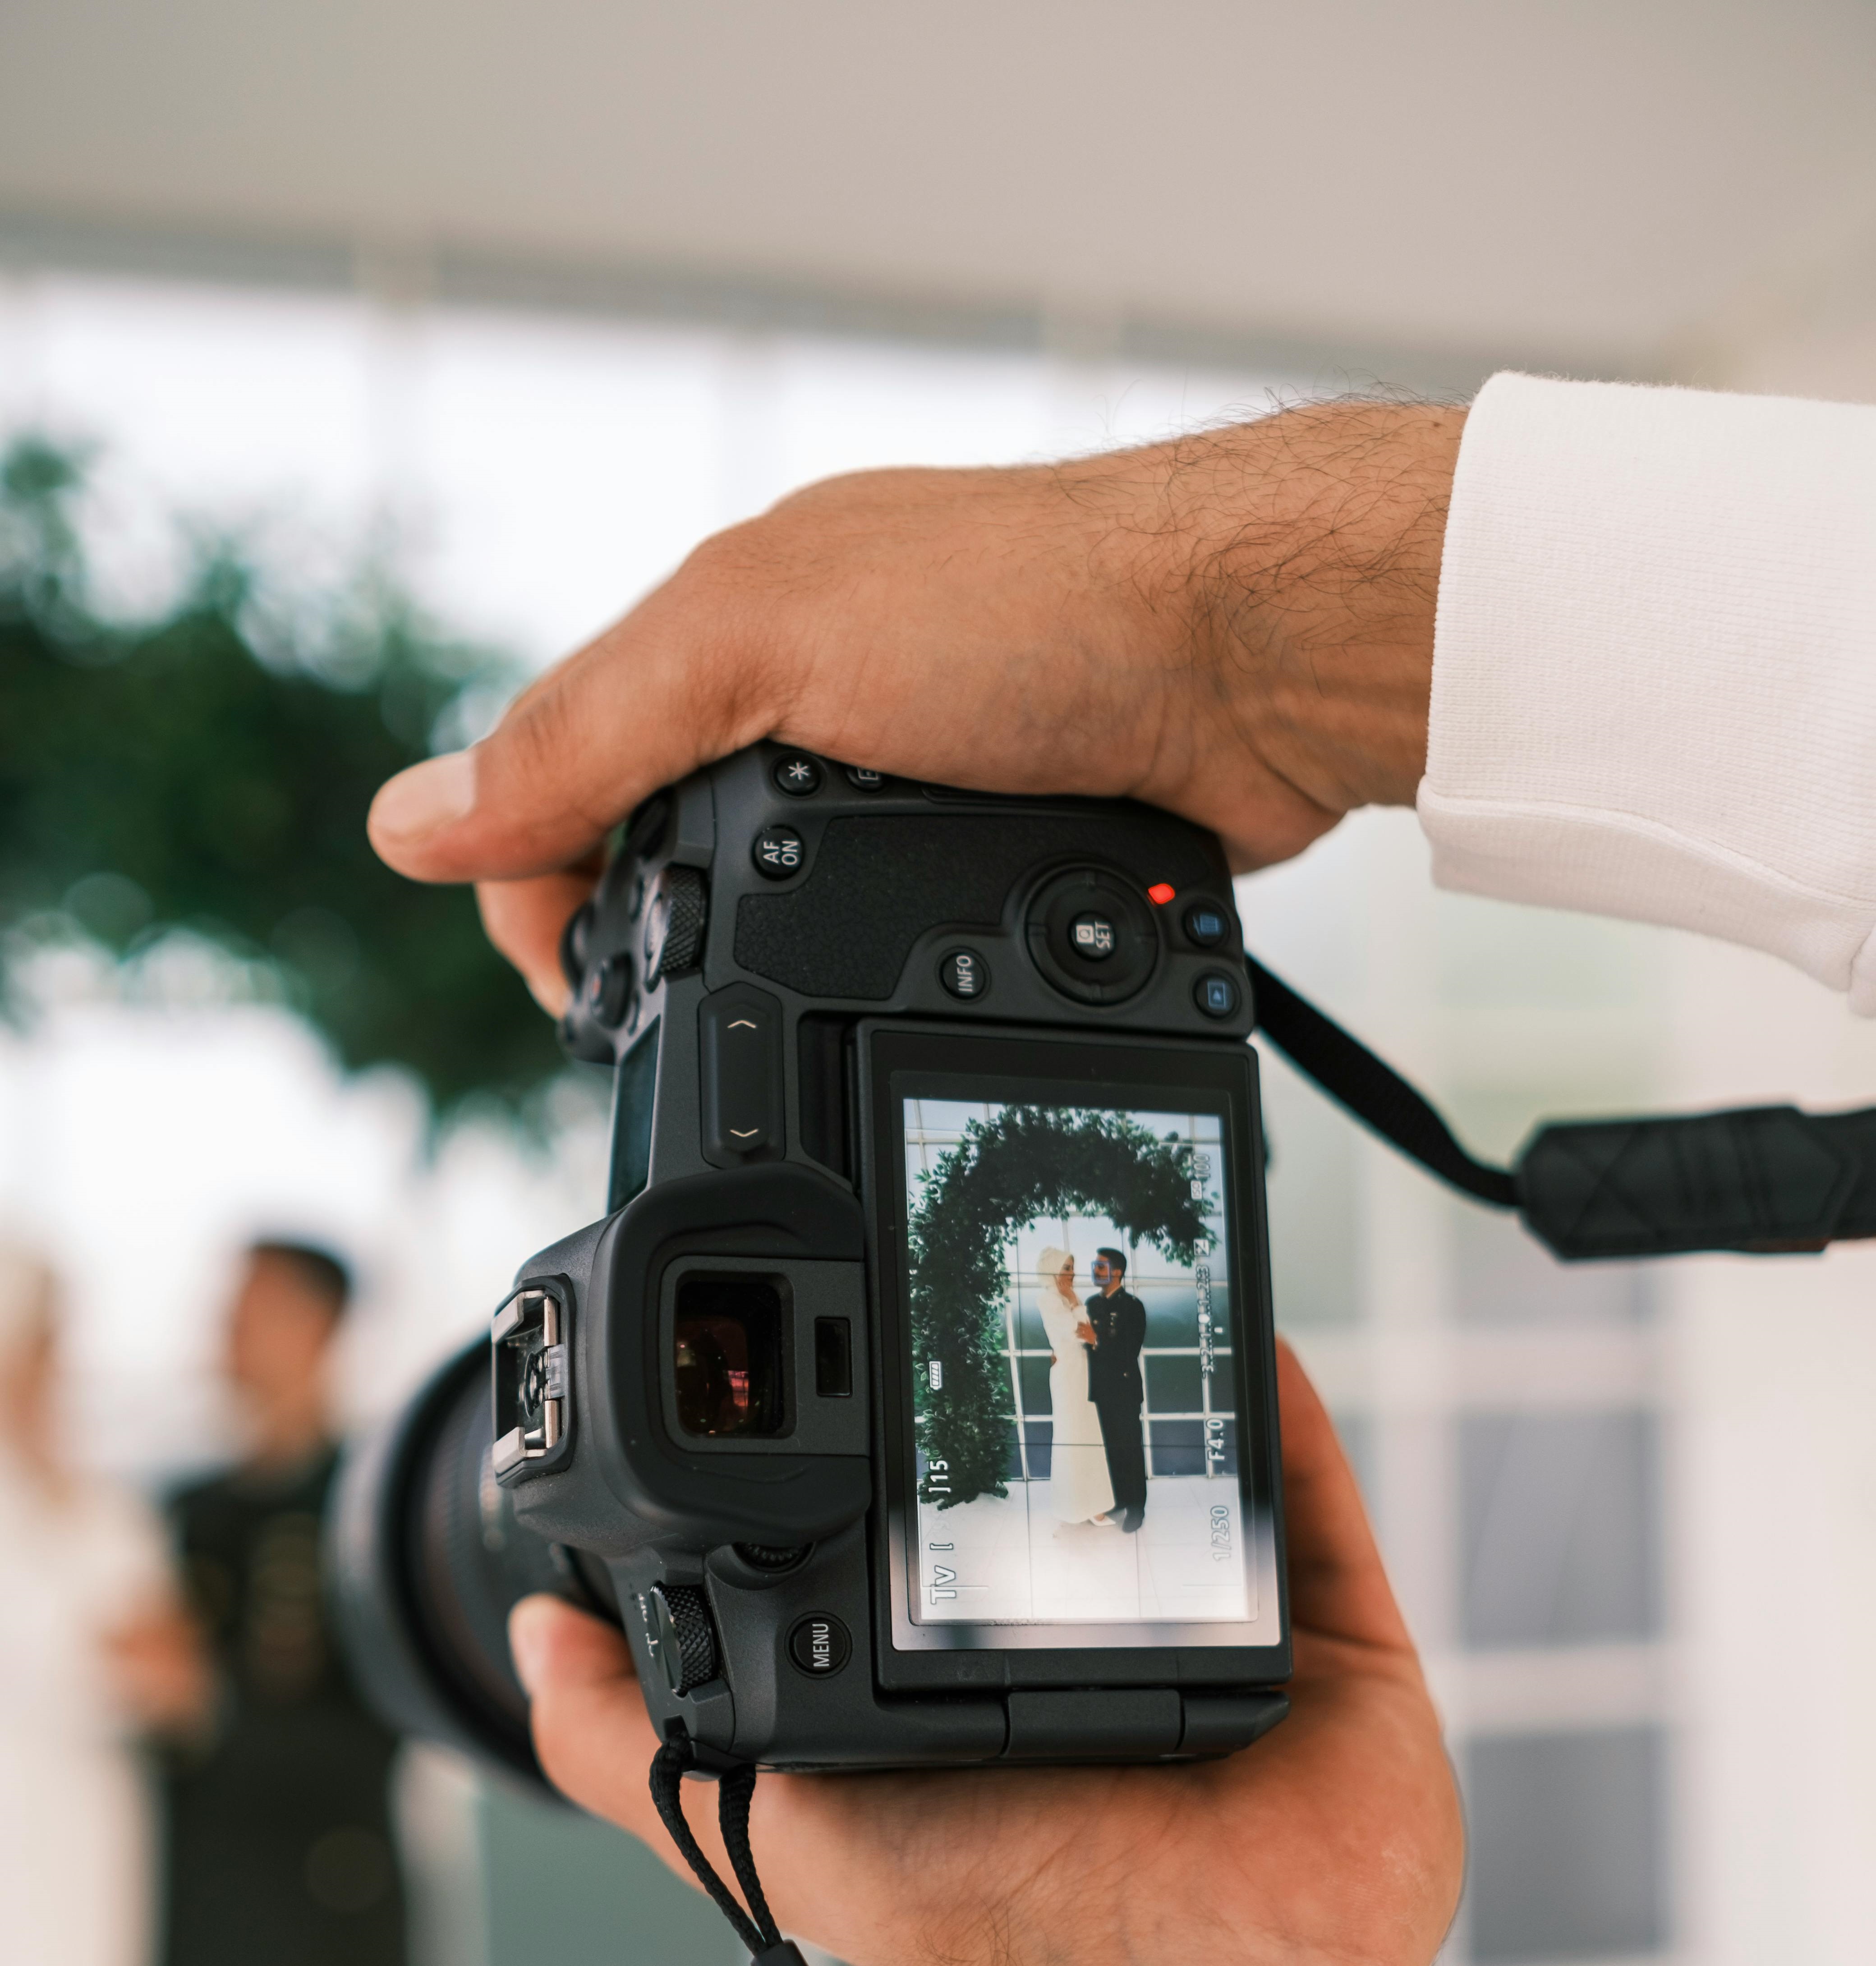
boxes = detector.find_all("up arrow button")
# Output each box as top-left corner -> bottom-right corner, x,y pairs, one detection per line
699,984 -> 785,1166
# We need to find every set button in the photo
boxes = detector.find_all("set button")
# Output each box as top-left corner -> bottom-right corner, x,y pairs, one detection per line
1070,911 -> 1118,961
772,754 -> 823,797
752,825 -> 805,880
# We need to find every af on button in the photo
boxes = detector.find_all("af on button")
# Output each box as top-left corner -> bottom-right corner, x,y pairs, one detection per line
786,1612 -> 852,1678
752,824 -> 805,880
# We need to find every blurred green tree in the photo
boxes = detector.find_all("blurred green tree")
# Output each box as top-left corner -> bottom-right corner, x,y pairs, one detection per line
0,437 -> 562,1108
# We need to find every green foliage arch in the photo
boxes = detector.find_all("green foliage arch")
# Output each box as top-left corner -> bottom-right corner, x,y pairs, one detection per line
907,1105 -> 1210,1508
0,438 -> 560,1108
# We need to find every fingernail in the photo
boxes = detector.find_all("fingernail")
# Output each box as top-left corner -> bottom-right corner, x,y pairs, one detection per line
508,1594 -> 557,1696
371,749 -> 478,845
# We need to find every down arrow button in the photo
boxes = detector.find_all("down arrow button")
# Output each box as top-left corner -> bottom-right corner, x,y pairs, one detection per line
699,985 -> 785,1166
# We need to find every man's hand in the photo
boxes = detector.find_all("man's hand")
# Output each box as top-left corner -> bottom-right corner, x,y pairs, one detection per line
103,1603 -> 214,1737
507,1340 -> 1462,1966
369,403 -> 1462,1013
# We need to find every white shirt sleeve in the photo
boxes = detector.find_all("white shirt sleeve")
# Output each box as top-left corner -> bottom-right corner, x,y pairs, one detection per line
1417,372 -> 1876,1008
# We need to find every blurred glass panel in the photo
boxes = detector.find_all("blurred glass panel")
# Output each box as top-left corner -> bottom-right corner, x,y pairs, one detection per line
1012,1281 -> 1050,1352
1146,1353 -> 1203,1415
1454,1207 -> 1650,1327
1138,1281 -> 1199,1346
479,1778 -> 739,1965
1465,1728 -> 1668,1962
1149,1416 -> 1204,1477
1462,1412 -> 1660,1647
1019,1419 -> 1051,1481
1330,1411 -> 1376,1512
1259,1049 -> 1361,1328
1016,1353 -> 1053,1417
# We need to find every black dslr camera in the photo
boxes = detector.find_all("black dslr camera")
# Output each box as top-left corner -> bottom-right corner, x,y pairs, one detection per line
334,736 -> 1876,1963
333,744 -> 1291,1792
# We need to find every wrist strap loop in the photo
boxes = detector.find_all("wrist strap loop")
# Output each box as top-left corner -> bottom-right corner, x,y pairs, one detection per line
648,1743 -> 807,1966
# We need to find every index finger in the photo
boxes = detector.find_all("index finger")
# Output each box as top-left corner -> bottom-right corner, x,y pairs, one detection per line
367,558 -> 789,886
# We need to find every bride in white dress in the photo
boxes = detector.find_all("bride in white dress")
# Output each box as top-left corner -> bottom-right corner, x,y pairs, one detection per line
1034,1247 -> 1114,1526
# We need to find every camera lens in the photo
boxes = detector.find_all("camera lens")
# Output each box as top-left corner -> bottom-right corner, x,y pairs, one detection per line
673,1274 -> 788,1438
329,1342 -> 597,1789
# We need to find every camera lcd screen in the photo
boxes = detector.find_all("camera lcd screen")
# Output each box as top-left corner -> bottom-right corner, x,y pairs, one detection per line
872,1034 -> 1282,1654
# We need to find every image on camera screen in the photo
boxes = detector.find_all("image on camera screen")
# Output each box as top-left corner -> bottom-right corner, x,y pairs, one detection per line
900,1094 -> 1253,1632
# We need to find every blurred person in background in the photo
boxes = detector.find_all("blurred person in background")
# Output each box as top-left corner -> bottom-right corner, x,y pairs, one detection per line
161,1239 -> 407,1966
0,1242 -> 208,1966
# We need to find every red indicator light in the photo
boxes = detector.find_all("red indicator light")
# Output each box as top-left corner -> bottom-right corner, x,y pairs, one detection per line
1146,882 -> 1176,905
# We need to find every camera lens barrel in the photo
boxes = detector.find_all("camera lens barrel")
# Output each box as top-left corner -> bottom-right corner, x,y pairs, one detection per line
329,1340 -> 583,1790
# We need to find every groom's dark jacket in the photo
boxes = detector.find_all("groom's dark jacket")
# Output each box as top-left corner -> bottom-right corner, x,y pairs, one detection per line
1085,1286 -> 1146,1410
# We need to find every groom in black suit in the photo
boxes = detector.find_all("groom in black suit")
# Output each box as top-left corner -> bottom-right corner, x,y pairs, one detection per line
1087,1247 -> 1148,1533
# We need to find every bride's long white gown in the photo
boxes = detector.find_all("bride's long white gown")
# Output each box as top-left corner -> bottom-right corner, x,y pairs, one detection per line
1039,1290 -> 1115,1524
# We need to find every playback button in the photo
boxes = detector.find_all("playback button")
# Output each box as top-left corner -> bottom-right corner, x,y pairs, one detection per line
1194,971 -> 1241,1019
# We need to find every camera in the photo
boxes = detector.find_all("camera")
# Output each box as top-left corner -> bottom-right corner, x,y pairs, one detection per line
332,744 -> 1291,1785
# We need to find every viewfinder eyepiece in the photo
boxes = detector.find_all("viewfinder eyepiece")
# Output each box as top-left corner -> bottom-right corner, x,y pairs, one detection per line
673,1274 -> 787,1438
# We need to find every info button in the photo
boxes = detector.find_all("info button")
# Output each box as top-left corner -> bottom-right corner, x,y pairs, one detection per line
938,947 -> 990,1000
786,1612 -> 852,1678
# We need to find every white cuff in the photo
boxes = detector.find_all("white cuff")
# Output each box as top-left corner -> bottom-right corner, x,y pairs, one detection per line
1418,372 -> 1876,1008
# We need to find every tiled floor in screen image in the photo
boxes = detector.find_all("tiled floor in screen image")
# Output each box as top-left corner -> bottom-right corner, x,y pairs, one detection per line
917,1461 -> 1249,1624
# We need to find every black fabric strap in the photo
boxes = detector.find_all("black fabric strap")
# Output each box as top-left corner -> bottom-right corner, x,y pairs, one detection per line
1243,953 -> 1518,1209
1517,1103 -> 1876,1259
648,1744 -> 807,1965
1242,951 -> 1876,1261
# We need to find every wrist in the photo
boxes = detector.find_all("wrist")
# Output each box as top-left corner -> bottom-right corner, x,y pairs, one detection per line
1108,402 -> 1461,834
1208,401 -> 1461,810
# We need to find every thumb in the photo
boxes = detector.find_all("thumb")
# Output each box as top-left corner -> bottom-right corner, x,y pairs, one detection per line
368,571 -> 784,884
507,1595 -> 665,1837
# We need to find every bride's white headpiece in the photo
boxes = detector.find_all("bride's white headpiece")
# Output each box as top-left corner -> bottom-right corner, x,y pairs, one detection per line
1034,1245 -> 1074,1295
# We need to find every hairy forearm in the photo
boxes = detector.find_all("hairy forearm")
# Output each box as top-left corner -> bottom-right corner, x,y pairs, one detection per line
1075,401 -> 1461,815
1194,400 -> 1462,813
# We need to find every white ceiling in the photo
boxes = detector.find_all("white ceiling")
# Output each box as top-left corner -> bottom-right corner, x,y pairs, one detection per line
2,0 -> 1874,392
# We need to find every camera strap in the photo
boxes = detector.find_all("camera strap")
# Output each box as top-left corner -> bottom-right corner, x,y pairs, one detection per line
649,1743 -> 807,1966
1243,952 -> 1876,1260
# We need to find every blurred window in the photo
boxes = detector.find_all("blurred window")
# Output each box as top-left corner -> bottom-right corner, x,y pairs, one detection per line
1462,1411 -> 1661,1648
1466,1728 -> 1669,1962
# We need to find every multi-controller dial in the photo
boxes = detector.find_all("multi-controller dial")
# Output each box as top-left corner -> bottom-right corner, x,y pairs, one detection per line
1025,867 -> 1159,1005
